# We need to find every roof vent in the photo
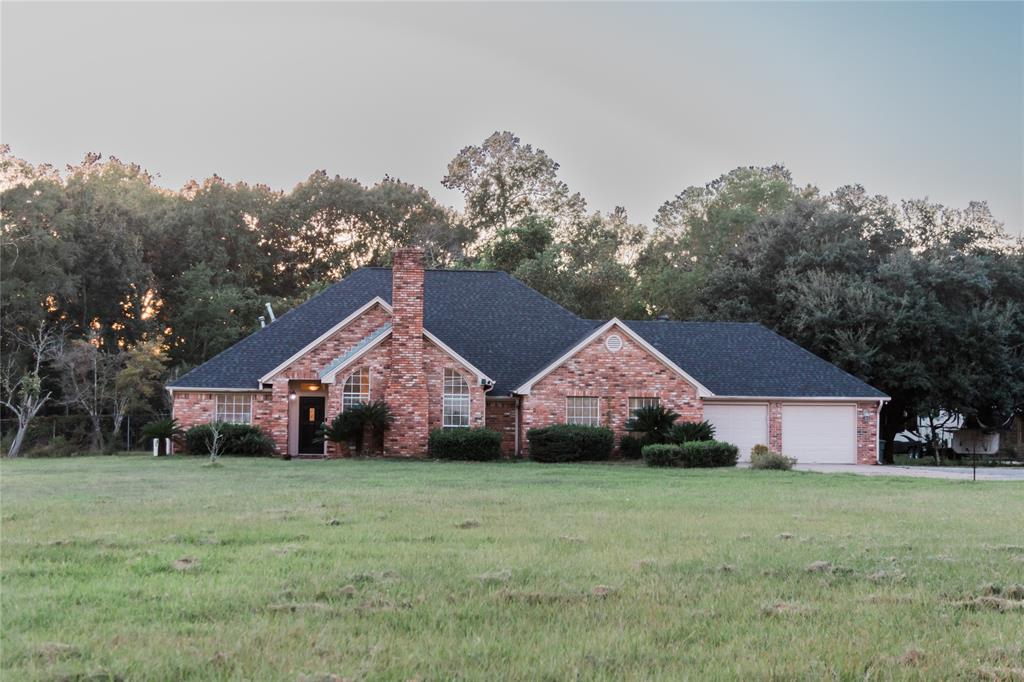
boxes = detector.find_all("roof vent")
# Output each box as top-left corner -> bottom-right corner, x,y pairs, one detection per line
605,334 -> 623,353
656,314 -> 670,321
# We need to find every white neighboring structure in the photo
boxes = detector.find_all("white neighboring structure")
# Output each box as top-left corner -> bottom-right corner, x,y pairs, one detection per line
951,429 -> 1000,456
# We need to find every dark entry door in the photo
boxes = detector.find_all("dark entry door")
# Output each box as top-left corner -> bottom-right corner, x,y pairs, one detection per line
297,396 -> 326,454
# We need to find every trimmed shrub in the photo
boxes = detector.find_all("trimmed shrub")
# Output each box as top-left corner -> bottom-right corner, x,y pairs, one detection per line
184,423 -> 275,456
429,428 -> 503,461
643,440 -> 739,468
642,443 -> 681,467
669,420 -> 716,444
750,444 -> 796,470
527,424 -> 614,462
679,440 -> 739,468
619,434 -> 644,459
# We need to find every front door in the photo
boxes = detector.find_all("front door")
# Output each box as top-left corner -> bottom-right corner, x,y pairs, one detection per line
297,396 -> 326,455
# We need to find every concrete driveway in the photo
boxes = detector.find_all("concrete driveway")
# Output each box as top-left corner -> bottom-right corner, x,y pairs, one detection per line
792,463 -> 1024,481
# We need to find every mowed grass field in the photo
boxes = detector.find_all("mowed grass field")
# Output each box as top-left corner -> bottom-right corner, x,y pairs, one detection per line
2,457 -> 1023,681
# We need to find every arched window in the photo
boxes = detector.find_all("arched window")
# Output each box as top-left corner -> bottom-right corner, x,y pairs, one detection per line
442,369 -> 470,428
342,368 -> 370,409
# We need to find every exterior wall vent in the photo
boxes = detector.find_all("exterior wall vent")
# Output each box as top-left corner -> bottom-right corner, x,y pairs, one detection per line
605,334 -> 623,353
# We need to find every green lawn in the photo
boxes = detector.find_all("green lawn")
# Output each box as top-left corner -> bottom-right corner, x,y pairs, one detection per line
2,457 -> 1022,680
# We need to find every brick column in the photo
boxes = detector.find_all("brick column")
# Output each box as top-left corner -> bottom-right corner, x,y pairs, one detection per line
768,401 -> 783,452
385,247 -> 429,455
856,401 -> 880,464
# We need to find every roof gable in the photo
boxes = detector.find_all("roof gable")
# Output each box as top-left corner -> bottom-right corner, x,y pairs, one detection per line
514,319 -> 712,396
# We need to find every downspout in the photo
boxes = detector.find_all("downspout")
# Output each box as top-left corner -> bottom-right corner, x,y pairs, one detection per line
876,399 -> 885,464
514,396 -> 520,457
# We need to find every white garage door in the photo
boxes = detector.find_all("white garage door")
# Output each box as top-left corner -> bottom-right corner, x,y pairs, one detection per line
781,404 -> 856,464
704,403 -> 768,462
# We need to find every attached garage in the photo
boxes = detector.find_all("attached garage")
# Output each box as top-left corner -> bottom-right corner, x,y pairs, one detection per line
781,404 -> 857,464
703,403 -> 768,461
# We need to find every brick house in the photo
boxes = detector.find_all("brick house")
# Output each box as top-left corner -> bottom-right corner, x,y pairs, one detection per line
169,248 -> 888,463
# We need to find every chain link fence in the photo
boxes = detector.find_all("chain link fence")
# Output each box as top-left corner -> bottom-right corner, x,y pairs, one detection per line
1,412 -> 171,456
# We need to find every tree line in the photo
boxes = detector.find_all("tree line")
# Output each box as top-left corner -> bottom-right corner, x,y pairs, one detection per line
2,132 -> 1022,459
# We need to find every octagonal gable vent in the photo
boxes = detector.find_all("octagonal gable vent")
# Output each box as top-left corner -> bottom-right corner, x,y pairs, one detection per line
605,334 -> 623,353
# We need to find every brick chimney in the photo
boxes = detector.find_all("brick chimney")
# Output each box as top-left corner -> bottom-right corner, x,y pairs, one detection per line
385,247 -> 429,455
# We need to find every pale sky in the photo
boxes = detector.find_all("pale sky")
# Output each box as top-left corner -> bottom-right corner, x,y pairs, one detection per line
3,1 -> 1022,234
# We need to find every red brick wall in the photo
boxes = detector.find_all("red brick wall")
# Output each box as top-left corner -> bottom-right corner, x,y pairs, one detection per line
423,339 -> 487,433
486,398 -> 519,457
856,401 -> 879,465
170,390 -> 273,453
521,326 -> 703,453
385,248 -> 430,455
269,304 -> 391,382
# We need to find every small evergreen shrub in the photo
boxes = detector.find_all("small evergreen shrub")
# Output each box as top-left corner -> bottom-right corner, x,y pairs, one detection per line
25,436 -> 77,458
678,440 -> 739,468
643,440 -> 739,468
669,420 -> 716,444
750,444 -> 796,470
641,443 -> 682,467
429,428 -> 503,461
527,424 -> 614,462
619,434 -> 644,459
184,423 -> 275,456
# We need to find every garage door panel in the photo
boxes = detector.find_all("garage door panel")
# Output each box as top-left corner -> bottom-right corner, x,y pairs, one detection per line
781,404 -> 856,464
704,404 -> 768,462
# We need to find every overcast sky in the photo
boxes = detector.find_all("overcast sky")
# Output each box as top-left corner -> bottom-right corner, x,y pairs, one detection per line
3,1 -> 1022,234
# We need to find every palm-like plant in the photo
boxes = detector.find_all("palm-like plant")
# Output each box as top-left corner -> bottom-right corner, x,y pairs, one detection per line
141,417 -> 185,455
669,420 -> 716,444
360,399 -> 395,453
319,409 -> 366,453
625,405 -> 680,444
318,400 -> 394,455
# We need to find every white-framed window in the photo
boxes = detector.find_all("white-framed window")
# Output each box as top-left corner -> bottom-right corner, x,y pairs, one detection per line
566,397 -> 600,426
442,368 -> 470,428
342,368 -> 370,410
215,393 -> 252,424
629,397 -> 660,417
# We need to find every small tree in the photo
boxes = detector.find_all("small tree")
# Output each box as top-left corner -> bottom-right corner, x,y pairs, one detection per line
1,322 -> 63,457
205,421 -> 225,464
56,337 -> 123,451
112,338 -> 168,440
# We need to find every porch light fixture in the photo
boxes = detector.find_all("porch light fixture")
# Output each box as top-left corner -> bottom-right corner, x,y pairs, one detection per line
289,392 -> 297,401
305,384 -> 320,391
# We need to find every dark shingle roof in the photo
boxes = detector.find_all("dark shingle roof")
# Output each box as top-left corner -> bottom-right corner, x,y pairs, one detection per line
624,320 -> 887,398
170,267 -> 885,399
169,268 -> 593,395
